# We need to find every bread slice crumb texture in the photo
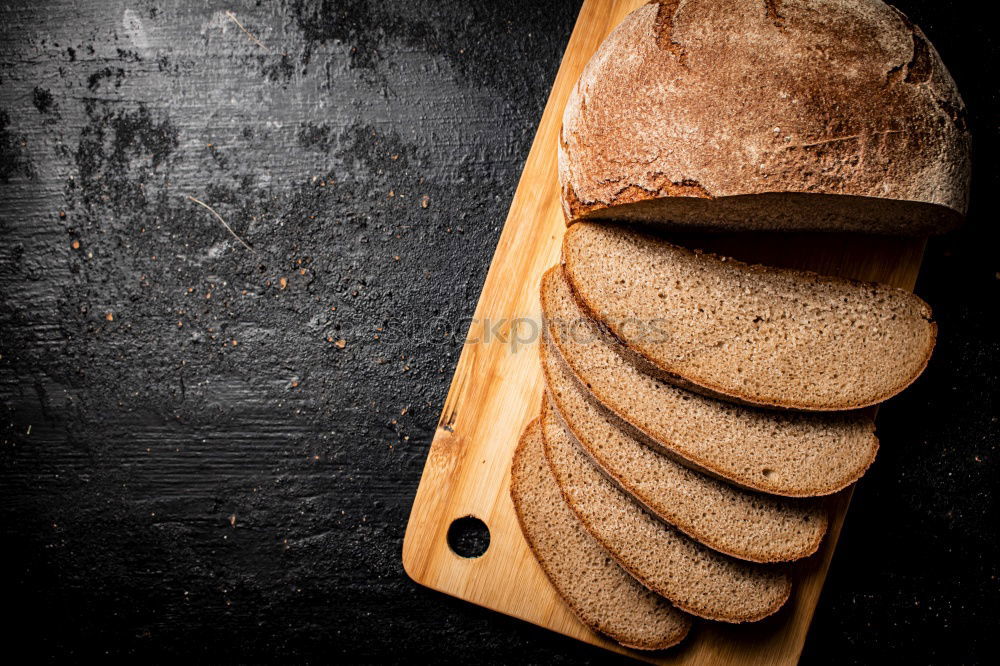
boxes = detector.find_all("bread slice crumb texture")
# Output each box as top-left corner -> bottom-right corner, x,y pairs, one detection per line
541,333 -> 827,562
562,222 -> 936,411
540,264 -> 878,496
509,418 -> 691,650
540,399 -> 791,623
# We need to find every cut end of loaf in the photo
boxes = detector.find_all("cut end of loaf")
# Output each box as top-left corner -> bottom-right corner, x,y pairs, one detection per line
566,191 -> 964,236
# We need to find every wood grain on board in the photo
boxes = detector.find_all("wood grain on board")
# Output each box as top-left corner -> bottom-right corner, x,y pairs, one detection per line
402,0 -> 926,662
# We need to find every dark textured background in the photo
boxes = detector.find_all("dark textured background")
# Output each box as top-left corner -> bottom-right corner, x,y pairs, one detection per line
1,1 -> 996,663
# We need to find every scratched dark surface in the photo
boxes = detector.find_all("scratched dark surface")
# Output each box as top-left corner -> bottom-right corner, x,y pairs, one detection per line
0,1 -> 996,663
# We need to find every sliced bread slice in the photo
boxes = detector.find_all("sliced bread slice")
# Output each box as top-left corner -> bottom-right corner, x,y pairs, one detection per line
510,418 -> 691,650
540,333 -> 827,562
561,221 -> 936,411
540,264 -> 878,496
540,398 -> 791,623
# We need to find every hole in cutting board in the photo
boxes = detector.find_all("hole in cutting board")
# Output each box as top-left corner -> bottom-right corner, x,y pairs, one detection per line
447,515 -> 490,558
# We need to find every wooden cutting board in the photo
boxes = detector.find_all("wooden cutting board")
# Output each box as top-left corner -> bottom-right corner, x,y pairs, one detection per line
402,0 -> 926,662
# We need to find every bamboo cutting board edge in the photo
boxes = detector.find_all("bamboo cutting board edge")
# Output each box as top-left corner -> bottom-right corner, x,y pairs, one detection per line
402,1 -> 927,663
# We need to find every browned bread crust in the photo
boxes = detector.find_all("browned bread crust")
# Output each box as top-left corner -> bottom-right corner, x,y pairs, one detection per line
559,0 -> 970,234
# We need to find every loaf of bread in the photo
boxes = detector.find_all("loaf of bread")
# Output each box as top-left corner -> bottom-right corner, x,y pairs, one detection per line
559,0 -> 970,234
562,222 -> 936,411
540,264 -> 878,496
540,332 -> 827,562
506,0 -> 961,643
510,418 -> 692,649
540,398 -> 791,623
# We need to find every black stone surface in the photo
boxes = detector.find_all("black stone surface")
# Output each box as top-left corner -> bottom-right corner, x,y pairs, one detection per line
0,1 -> 996,663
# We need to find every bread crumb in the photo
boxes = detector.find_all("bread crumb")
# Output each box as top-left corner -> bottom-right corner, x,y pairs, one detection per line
105,312 -> 114,321
420,195 -> 430,208
334,339 -> 346,349
279,277 -> 288,289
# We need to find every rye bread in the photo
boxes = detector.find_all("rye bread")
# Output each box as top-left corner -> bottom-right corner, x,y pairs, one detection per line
559,0 -> 970,234
510,418 -> 691,649
540,264 -> 878,496
562,222 -> 937,411
540,398 -> 791,623
540,333 -> 827,562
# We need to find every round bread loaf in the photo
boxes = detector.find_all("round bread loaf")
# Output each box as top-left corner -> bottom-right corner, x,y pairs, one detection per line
559,0 -> 970,234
